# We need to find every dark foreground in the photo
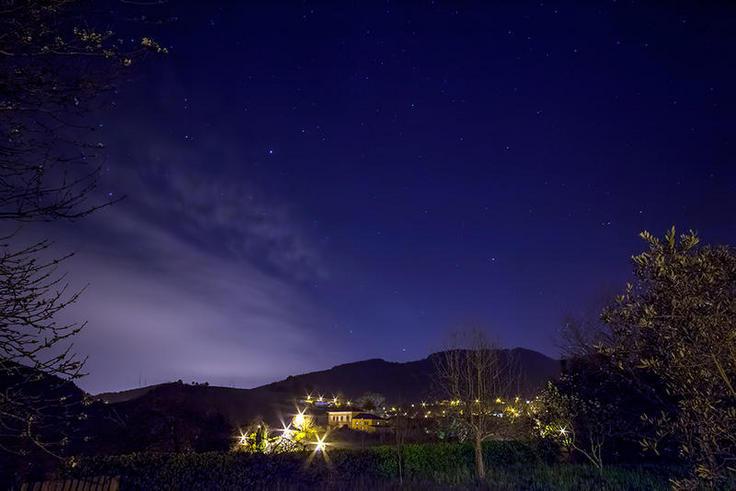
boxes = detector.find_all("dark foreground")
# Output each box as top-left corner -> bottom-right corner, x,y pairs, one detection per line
57,442 -> 687,490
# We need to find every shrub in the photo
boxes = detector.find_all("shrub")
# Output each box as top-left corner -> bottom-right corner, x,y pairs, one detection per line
63,441 -> 686,489
64,440 -> 545,488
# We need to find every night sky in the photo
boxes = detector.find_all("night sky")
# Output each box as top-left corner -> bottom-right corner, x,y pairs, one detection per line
43,2 -> 736,393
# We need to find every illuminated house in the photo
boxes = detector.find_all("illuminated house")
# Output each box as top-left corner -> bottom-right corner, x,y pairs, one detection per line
351,413 -> 387,432
327,410 -> 388,432
327,410 -> 361,428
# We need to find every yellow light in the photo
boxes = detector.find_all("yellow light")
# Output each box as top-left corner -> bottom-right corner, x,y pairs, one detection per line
495,397 -> 503,404
318,395 -> 323,402
474,399 -> 480,404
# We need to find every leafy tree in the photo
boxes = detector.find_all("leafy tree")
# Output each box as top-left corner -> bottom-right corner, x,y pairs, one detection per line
233,417 -> 319,454
601,228 -> 736,487
356,392 -> 386,413
533,354 -> 665,471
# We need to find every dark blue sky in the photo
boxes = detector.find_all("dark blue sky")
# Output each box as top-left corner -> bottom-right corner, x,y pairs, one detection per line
53,2 -> 735,392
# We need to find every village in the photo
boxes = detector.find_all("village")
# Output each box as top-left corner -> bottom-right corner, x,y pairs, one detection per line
234,391 -> 532,454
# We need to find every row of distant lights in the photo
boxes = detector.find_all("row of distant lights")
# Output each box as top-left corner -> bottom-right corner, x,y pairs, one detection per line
258,394 -> 535,452
305,393 -> 353,407
305,393 -> 529,407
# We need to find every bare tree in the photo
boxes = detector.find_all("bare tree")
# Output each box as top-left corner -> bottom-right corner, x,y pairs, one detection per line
1,0 -> 166,222
557,289 -> 617,358
434,328 -> 517,480
0,0 -> 164,462
0,238 -> 87,457
392,411 -> 410,485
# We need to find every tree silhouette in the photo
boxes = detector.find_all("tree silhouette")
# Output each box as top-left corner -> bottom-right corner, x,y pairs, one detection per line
434,328 -> 517,480
0,0 -> 163,465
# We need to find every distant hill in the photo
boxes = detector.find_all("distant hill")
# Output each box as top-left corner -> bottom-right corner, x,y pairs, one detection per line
95,348 -> 560,427
255,347 -> 558,403
0,349 -> 561,460
96,383 -> 164,404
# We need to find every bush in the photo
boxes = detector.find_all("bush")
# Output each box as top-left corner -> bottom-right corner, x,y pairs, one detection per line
63,441 -> 673,489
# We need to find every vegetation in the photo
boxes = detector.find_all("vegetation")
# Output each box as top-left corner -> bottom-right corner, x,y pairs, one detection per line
1,1 -> 731,490
6,227 -> 734,489
64,442 -> 675,490
0,0 -> 163,467
232,412 -> 320,454
536,228 -> 736,488
433,329 -> 519,480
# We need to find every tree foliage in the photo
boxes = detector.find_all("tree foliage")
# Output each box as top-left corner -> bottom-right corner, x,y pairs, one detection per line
601,228 -> 736,487
538,228 -> 736,487
533,354 -> 666,471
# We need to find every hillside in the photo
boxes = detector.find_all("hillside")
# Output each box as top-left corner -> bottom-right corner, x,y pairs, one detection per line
95,348 -> 560,426
254,347 -> 558,403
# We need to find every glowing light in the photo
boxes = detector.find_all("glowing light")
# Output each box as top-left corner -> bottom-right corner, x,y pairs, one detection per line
313,433 -> 329,452
318,395 -> 323,402
559,426 -> 569,437
279,423 -> 293,440
293,407 -> 307,429
495,397 -> 503,404
237,430 -> 248,446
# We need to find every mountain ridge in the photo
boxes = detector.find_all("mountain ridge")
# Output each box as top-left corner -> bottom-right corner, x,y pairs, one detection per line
95,348 -> 561,426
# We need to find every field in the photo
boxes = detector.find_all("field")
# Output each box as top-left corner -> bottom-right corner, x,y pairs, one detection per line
64,441 -> 679,490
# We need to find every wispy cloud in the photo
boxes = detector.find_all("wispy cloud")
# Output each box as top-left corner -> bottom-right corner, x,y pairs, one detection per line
108,135 -> 327,282
34,132 -> 336,393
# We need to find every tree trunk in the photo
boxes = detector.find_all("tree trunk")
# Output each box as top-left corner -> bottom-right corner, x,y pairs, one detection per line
474,434 -> 485,480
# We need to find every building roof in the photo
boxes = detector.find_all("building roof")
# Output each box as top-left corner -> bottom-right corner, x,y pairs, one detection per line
326,407 -> 363,414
